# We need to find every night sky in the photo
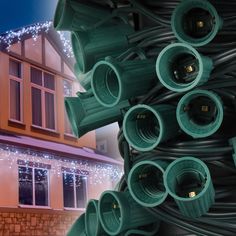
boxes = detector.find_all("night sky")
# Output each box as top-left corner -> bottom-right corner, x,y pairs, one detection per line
0,0 -> 58,33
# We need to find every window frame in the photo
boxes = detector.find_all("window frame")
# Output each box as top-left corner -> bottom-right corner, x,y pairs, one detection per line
9,57 -> 23,123
30,65 -> 57,131
62,171 -> 88,211
18,165 -> 50,208
63,79 -> 74,136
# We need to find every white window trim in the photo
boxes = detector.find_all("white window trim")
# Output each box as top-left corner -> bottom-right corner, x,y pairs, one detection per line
31,124 -> 59,133
18,205 -> 52,210
18,165 -> 50,208
64,133 -> 76,138
9,58 -> 23,122
64,207 -> 86,211
30,66 -> 57,131
63,172 -> 88,210
63,79 -> 74,135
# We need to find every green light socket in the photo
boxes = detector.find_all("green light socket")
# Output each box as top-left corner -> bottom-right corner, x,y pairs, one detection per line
128,160 -> 169,207
53,0 -> 112,31
67,213 -> 86,236
123,223 -> 160,236
229,137 -> 236,166
123,104 -> 179,151
71,24 -> 133,73
164,157 -> 215,218
85,199 -> 107,236
156,43 -> 213,92
64,92 -> 129,137
74,62 -> 82,77
177,89 -> 223,138
91,58 -> 156,107
74,64 -> 92,91
233,154 -> 236,167
171,0 -> 222,47
98,191 -> 158,235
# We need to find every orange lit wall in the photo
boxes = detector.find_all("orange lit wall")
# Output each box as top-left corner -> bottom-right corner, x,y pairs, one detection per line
0,33 -> 96,149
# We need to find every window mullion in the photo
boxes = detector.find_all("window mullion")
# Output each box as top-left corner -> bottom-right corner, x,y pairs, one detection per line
32,168 -> 35,206
74,174 -> 77,209
53,89 -> 56,131
20,77 -> 23,122
46,170 -> 50,207
9,70 -> 23,122
42,90 -> 46,129
42,72 -> 45,128
85,177 -> 88,207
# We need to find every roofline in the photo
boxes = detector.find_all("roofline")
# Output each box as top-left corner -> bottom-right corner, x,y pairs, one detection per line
0,133 -> 123,166
0,22 -> 75,71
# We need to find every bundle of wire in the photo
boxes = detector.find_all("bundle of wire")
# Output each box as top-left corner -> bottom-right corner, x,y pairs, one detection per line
54,0 -> 236,235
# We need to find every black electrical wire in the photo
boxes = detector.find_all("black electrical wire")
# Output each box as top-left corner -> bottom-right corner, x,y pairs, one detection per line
137,33 -> 175,48
81,0 -> 236,235
163,205 -> 236,234
128,0 -> 171,26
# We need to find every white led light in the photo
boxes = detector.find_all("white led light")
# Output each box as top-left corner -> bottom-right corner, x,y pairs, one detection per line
0,144 -> 123,185
0,21 -> 74,58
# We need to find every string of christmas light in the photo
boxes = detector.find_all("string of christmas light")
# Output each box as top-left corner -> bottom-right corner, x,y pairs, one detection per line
57,31 -> 74,58
0,143 -> 123,185
0,21 -> 74,58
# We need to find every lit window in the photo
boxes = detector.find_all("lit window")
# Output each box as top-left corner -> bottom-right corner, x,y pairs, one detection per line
63,80 -> 73,135
31,67 -> 56,130
9,59 -> 22,122
63,172 -> 87,209
18,166 -> 49,207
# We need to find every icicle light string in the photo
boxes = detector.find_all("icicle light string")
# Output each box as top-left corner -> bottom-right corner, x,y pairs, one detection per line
0,21 -> 74,58
0,143 -> 123,185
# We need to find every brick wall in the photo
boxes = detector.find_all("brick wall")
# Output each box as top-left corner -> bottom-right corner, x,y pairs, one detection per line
0,208 -> 81,236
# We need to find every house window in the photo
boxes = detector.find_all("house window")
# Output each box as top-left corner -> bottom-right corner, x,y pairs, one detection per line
97,140 -> 108,154
9,59 -> 22,121
63,80 -> 73,135
18,166 -> 49,206
63,172 -> 88,209
31,67 -> 56,130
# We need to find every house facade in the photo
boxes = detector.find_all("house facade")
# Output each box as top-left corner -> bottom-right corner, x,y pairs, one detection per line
0,24 -> 122,236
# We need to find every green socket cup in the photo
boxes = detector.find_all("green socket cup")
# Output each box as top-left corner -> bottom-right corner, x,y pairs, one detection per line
74,62 -> 82,77
123,223 -> 160,236
98,191 -> 158,235
71,23 -> 134,73
65,92 -> 129,137
53,0 -> 112,31
177,89 -> 223,138
91,57 -> 156,107
156,43 -> 213,92
128,160 -> 169,207
85,199 -> 107,236
74,64 -> 92,91
233,154 -> 236,167
67,213 -> 86,236
171,0 -> 222,47
229,137 -> 236,167
123,104 -> 179,151
164,156 -> 215,218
